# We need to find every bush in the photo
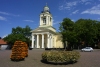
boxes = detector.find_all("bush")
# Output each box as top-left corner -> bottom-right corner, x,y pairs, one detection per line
42,50 -> 80,64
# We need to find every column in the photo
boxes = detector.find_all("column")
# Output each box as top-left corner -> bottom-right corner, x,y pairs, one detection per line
46,16 -> 48,25
51,17 -> 53,26
37,34 -> 39,48
52,38 -> 53,48
55,37 -> 56,48
47,34 -> 50,48
48,16 -> 50,25
32,34 -> 34,48
50,35 -> 53,48
42,34 -> 44,48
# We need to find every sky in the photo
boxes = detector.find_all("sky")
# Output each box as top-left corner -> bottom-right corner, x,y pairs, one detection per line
0,0 -> 100,38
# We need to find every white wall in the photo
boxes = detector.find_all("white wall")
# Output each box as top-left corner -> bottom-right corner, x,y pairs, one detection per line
0,45 -> 8,50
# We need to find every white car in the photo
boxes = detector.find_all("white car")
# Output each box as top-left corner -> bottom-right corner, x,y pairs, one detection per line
81,47 -> 93,52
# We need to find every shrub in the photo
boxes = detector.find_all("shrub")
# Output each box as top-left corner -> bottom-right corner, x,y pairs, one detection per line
42,50 -> 80,64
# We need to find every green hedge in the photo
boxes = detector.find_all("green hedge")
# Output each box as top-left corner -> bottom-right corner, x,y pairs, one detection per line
42,51 -> 80,64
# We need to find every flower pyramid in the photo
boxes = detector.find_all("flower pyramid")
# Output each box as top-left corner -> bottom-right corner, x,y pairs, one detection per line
10,41 -> 28,61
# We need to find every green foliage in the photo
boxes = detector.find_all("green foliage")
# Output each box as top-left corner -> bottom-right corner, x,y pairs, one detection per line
3,25 -> 32,49
96,22 -> 100,40
59,18 -> 77,49
75,19 -> 98,45
59,18 -> 100,49
42,51 -> 80,63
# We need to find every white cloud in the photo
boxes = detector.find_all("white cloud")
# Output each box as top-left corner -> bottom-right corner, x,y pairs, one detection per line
59,5 -> 64,10
0,16 -> 7,21
59,0 -> 93,11
81,4 -> 100,15
65,1 -> 77,8
24,20 -> 34,22
0,11 -> 10,15
53,19 -> 60,25
53,21 -> 60,25
72,10 -> 79,14
79,0 -> 92,5
85,2 -> 91,5
0,11 -> 20,17
2,34 -> 8,38
98,18 -> 100,20
59,1 -> 78,10
71,19 -> 75,22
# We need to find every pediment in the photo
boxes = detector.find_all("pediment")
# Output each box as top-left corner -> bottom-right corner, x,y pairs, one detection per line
31,27 -> 57,34
37,30 -> 42,31
35,28 -> 48,32
31,27 -> 49,32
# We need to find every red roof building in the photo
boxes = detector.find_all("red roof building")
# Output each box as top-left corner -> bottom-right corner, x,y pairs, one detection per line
0,39 -> 7,45
0,39 -> 8,50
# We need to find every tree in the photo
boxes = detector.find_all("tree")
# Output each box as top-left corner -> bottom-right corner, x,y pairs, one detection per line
59,18 -> 77,50
59,18 -> 99,50
3,25 -> 32,49
96,21 -> 100,48
75,19 -> 97,48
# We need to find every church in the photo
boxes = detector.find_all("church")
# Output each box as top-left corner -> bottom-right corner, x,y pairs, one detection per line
31,4 -> 64,49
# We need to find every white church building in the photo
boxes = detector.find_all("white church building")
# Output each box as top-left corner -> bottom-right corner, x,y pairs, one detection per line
31,4 -> 64,49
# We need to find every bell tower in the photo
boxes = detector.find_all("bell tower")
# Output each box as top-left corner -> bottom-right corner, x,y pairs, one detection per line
39,4 -> 53,27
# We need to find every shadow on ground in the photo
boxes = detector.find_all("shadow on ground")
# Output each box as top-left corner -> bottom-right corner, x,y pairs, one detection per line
41,60 -> 77,65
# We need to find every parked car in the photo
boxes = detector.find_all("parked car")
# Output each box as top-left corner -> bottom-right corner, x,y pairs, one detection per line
81,47 -> 93,52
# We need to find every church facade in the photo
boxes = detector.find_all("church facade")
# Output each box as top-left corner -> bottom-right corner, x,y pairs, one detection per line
31,4 -> 64,49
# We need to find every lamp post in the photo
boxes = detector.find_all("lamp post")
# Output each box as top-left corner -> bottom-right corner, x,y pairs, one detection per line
65,41 -> 68,50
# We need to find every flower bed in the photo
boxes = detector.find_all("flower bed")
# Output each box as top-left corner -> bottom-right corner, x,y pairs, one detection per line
10,41 -> 28,61
41,50 -> 80,64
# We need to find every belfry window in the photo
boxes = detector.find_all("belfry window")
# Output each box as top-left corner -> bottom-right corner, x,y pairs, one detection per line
43,17 -> 46,25
50,17 -> 51,22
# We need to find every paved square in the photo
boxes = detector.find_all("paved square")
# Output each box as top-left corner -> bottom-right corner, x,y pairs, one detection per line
0,49 -> 100,67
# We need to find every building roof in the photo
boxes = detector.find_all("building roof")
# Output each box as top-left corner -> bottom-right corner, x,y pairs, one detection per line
0,39 -> 7,45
